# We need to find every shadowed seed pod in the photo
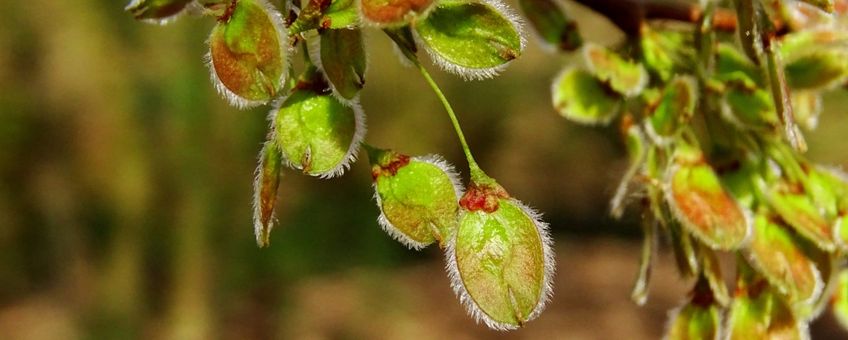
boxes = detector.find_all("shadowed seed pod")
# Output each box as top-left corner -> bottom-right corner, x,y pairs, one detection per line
644,76 -> 697,145
208,0 -> 289,108
125,0 -> 195,24
253,138 -> 283,248
583,43 -> 648,97
360,0 -> 437,26
308,28 -> 368,103
517,0 -> 582,52
664,278 -> 721,340
367,147 -> 462,249
413,0 -> 525,80
272,68 -> 365,178
447,180 -> 554,330
551,66 -> 622,126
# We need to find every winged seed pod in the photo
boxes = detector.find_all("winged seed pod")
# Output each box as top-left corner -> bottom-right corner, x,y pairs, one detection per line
664,278 -> 721,340
208,0 -> 288,108
360,0 -> 437,26
583,43 -> 648,97
447,181 -> 554,330
367,147 -> 462,249
413,0 -> 525,80
665,145 -> 751,250
309,28 -> 368,102
551,67 -> 621,126
125,0 -> 194,24
253,139 -> 283,248
272,68 -> 365,178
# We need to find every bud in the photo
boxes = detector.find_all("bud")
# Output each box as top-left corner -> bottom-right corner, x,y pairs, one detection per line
310,28 -> 367,103
664,278 -> 721,340
517,0 -> 582,52
125,0 -> 194,24
360,0 -> 436,26
414,0 -> 524,80
253,139 -> 283,248
208,0 -> 288,108
272,70 -> 365,178
447,182 -> 554,330
726,260 -> 808,340
583,43 -> 648,97
368,148 -> 462,249
551,67 -> 621,126
666,146 -> 751,250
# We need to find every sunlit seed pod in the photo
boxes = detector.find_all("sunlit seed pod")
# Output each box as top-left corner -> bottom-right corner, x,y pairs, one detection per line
413,0 -> 525,80
725,261 -> 809,340
551,67 -> 621,126
448,184 -> 554,330
766,180 -> 836,251
665,146 -> 751,251
745,213 -> 823,307
640,26 -> 695,82
125,0 -> 194,24
583,43 -> 648,97
664,278 -> 721,340
833,270 -> 848,330
360,0 -> 436,27
208,0 -> 288,108
368,148 -> 462,249
309,28 -> 367,103
644,76 -> 697,144
517,0 -> 582,52
253,139 -> 283,248
272,73 -> 365,178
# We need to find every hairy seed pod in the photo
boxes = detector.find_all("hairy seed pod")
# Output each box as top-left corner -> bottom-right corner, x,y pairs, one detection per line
208,0 -> 288,108
253,139 -> 283,248
413,0 -> 525,80
583,43 -> 648,97
125,0 -> 194,24
664,278 -> 721,340
666,146 -> 751,250
766,180 -> 836,251
360,0 -> 436,26
725,261 -> 808,340
310,28 -> 368,103
272,70 -> 365,178
551,67 -> 621,126
645,76 -> 697,144
447,183 -> 554,330
369,149 -> 462,249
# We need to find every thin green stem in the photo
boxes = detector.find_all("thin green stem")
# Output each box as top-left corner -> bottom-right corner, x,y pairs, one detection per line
413,61 -> 488,183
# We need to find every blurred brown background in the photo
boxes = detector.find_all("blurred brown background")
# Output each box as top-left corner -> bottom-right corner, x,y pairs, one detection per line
1,0 -> 848,339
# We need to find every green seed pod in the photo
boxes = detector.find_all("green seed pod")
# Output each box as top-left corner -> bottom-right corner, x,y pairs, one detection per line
745,213 -> 823,307
766,180 -> 835,251
125,0 -> 194,24
645,76 -> 697,144
715,43 -> 763,85
551,67 -> 621,126
309,28 -> 367,103
448,183 -> 553,330
725,261 -> 808,340
290,0 -> 360,33
834,270 -> 848,330
253,139 -> 283,248
517,0 -> 582,52
360,0 -> 436,26
413,0 -> 525,80
640,26 -> 696,82
583,43 -> 648,97
784,50 -> 848,90
666,146 -> 751,251
792,91 -> 822,131
369,148 -> 462,249
719,79 -> 779,131
664,278 -> 721,340
272,71 -> 365,178
699,246 -> 730,307
610,118 -> 646,219
208,0 -> 288,108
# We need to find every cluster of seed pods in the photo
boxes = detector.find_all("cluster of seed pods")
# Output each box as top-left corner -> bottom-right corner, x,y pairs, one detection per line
529,0 -> 848,337
128,0 -> 555,330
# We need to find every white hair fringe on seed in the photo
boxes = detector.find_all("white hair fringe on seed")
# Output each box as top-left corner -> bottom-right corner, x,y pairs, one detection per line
267,95 -> 367,179
372,155 -> 464,250
413,0 -> 527,81
444,199 -> 555,331
206,0 -> 290,109
305,29 -> 369,108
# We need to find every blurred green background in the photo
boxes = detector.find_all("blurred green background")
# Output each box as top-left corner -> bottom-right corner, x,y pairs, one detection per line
2,1 -> 848,339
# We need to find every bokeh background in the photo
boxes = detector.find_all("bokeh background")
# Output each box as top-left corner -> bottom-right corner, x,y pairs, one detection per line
2,1 -> 848,339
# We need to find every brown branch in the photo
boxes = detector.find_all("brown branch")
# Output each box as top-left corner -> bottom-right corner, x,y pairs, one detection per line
571,0 -> 738,35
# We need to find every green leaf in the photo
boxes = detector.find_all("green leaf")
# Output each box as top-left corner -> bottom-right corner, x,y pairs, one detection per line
272,71 -> 364,177
253,140 -> 283,248
369,149 -> 462,249
551,67 -> 621,125
666,147 -> 751,250
767,181 -> 836,251
312,28 -> 367,101
665,279 -> 721,340
583,43 -> 647,97
645,76 -> 696,142
449,187 -> 553,330
209,0 -> 288,108
746,213 -> 823,307
414,0 -> 524,79
125,0 -> 193,23
360,0 -> 436,26
517,0 -> 581,52
726,261 -> 808,340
